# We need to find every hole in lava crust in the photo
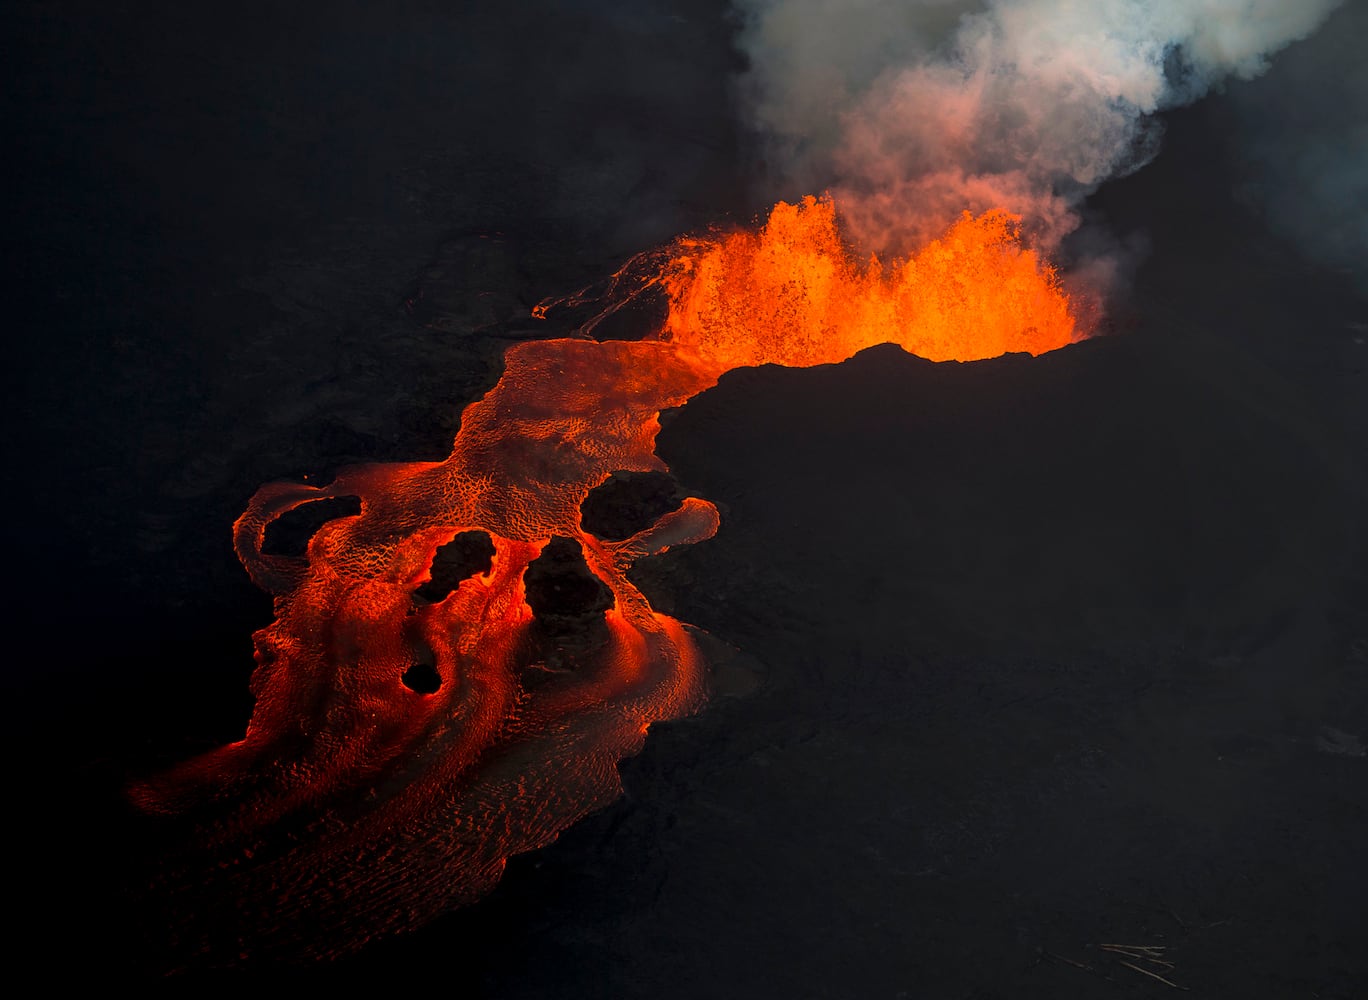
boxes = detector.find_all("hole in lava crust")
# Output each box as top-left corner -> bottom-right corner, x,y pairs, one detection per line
414,529 -> 496,604
581,471 -> 686,541
522,537 -> 617,678
261,495 -> 362,557
401,661 -> 442,695
523,536 -> 617,670
523,536 -> 616,619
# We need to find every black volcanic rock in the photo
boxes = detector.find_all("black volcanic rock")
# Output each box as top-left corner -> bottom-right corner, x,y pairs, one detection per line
414,530 -> 497,604
581,470 -> 686,541
8,0 -> 1366,994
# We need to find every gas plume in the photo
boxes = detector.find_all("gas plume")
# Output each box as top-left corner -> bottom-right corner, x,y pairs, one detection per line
733,0 -> 1345,257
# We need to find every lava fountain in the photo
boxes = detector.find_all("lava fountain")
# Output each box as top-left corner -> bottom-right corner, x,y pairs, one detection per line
134,195 -> 1078,966
662,196 -> 1074,368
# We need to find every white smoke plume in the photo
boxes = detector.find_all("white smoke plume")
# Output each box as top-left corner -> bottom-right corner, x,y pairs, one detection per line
734,0 -> 1345,257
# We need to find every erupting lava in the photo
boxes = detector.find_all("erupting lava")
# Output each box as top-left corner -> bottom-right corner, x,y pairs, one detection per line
137,196 -> 1079,965
663,195 -> 1074,370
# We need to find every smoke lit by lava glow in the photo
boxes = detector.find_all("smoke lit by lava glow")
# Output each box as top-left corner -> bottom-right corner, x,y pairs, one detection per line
136,196 -> 1078,965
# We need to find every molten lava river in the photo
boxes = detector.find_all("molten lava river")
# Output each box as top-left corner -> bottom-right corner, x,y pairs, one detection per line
135,195 -> 1077,965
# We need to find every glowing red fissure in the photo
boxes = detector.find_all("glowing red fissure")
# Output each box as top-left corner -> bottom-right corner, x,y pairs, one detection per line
134,196 -> 1078,961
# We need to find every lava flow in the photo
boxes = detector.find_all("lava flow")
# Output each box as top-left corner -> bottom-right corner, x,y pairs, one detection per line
135,195 -> 1078,966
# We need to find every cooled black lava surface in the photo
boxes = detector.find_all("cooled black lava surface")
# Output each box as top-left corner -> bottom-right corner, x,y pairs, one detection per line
415,530 -> 497,604
7,1 -> 1366,996
581,471 -> 686,542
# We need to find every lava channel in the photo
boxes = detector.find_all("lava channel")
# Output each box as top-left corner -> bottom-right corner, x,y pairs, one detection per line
133,194 -> 1079,966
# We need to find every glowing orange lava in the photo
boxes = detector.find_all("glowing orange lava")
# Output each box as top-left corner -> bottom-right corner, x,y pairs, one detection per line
662,195 -> 1075,372
136,196 -> 1080,966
